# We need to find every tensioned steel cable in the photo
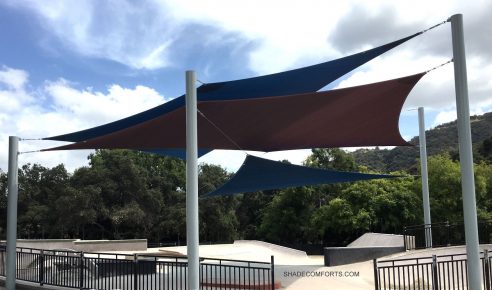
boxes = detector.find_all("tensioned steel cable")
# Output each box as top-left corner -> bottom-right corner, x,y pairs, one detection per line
197,109 -> 246,153
418,19 -> 448,35
425,59 -> 453,73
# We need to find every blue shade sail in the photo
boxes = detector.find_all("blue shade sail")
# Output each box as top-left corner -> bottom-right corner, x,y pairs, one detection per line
44,33 -> 419,144
205,155 -> 400,196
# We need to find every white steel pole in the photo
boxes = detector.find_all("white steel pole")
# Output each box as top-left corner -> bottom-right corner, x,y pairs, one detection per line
418,107 -> 432,248
6,136 -> 19,290
185,70 -> 200,290
449,14 -> 481,290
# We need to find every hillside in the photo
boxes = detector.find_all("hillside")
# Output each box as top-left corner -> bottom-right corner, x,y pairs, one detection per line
351,111 -> 492,172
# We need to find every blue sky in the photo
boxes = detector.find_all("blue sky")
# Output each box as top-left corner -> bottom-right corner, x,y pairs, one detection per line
1,0 -> 491,172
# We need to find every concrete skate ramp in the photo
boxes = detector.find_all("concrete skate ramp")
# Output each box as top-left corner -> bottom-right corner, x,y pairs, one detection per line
233,240 -> 308,257
324,233 -> 405,266
159,240 -> 313,265
348,233 -> 404,247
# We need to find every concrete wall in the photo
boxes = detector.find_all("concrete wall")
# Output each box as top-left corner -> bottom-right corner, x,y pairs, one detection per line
348,233 -> 405,247
12,239 -> 147,252
73,239 -> 147,252
17,239 -> 78,250
324,246 -> 404,266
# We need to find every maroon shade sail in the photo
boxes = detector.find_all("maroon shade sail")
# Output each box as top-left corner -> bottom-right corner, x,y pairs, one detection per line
43,73 -> 425,152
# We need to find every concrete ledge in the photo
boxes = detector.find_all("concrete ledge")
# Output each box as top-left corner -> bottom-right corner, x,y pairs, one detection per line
73,239 -> 147,245
324,246 -> 404,266
16,239 -> 78,243
348,233 -> 405,247
6,239 -> 148,252
17,239 -> 79,250
234,240 -> 307,257
73,239 -> 147,252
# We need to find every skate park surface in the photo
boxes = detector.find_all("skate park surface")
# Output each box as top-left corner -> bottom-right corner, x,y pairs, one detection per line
2,238 -> 491,290
154,240 -> 492,290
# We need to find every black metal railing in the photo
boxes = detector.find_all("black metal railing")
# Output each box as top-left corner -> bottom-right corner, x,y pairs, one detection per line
0,246 -> 276,290
147,242 -> 178,248
373,249 -> 492,290
403,220 -> 492,250
0,245 -> 5,276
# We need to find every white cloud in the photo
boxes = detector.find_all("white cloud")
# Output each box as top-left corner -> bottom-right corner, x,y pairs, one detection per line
433,110 -> 457,126
139,41 -> 173,70
45,80 -> 165,132
0,66 -> 166,172
0,66 -> 34,112
4,0 -> 492,80
160,0 -> 350,73
4,0 -> 176,70
432,106 -> 488,127
0,66 -> 29,90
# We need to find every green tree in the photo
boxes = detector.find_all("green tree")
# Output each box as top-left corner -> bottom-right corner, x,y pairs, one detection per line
311,197 -> 356,245
312,175 -> 420,246
367,177 -> 421,233
236,192 -> 273,239
426,154 -> 464,222
198,164 -> 239,242
305,148 -> 357,171
304,148 -> 359,211
472,162 -> 492,221
476,136 -> 492,163
423,154 -> 491,223
16,164 -> 72,238
93,150 -> 176,239
259,187 -> 315,244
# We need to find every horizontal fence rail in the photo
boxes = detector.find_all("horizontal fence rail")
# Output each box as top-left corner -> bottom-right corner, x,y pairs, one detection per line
0,246 -> 275,290
374,250 -> 491,290
403,220 -> 491,250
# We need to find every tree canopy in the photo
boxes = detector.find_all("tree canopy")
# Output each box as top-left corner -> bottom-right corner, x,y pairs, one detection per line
1,145 -> 491,249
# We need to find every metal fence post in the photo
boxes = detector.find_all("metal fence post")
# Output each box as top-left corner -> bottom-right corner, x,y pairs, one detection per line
39,249 -> 44,286
0,248 -> 4,276
485,250 -> 491,290
79,251 -> 84,290
432,255 -> 439,290
271,255 -> 275,290
446,221 -> 451,246
486,221 -> 491,244
133,254 -> 138,290
373,259 -> 379,290
425,224 -> 433,248
403,227 -> 407,251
